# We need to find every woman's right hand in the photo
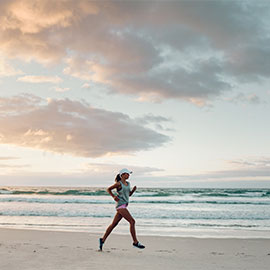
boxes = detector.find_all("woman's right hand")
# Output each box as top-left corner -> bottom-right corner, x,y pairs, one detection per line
113,196 -> 120,202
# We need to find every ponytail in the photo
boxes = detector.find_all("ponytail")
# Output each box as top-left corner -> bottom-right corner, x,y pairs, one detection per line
115,174 -> 121,182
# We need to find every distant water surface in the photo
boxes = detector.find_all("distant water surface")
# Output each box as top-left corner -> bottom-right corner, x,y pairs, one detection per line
0,186 -> 270,238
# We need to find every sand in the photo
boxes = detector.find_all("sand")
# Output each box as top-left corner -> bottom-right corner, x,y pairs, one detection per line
0,228 -> 270,270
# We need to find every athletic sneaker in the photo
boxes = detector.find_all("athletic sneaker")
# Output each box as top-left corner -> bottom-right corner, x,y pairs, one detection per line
133,242 -> 145,249
99,238 -> 104,251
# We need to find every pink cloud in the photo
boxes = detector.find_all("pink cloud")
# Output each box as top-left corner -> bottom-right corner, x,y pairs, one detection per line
17,75 -> 62,83
0,95 -> 170,157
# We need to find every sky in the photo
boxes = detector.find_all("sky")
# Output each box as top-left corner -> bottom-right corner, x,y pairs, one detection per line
0,0 -> 270,188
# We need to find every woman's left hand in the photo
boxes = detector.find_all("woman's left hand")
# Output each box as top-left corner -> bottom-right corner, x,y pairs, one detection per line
130,186 -> 137,196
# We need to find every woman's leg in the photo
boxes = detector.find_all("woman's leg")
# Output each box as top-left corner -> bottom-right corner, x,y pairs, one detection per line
117,208 -> 138,244
102,212 -> 122,242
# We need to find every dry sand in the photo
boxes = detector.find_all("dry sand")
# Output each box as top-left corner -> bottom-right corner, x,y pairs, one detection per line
1,228 -> 270,270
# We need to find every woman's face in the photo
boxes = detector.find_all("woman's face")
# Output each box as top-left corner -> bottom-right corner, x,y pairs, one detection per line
121,173 -> 129,180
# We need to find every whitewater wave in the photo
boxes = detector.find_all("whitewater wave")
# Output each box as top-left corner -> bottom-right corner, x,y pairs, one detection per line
1,187 -> 270,198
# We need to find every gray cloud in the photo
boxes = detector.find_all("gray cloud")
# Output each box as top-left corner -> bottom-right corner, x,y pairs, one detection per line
224,93 -> 263,105
135,114 -> 174,132
174,157 -> 270,181
0,0 -> 269,104
135,114 -> 171,125
228,157 -> 270,170
0,94 -> 170,157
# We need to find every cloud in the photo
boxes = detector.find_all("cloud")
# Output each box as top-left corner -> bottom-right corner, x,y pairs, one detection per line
135,114 -> 174,132
0,94 -> 43,114
0,0 -> 99,63
135,114 -> 171,125
224,93 -> 263,105
174,157 -> 270,181
2,0 -> 97,34
0,155 -> 28,171
53,86 -> 70,92
0,1 -> 270,104
17,75 -> 62,83
82,163 -> 164,176
63,57 -> 96,81
82,83 -> 91,89
0,56 -> 23,77
228,157 -> 270,170
0,94 -> 170,157
0,156 -> 20,160
0,163 -> 29,169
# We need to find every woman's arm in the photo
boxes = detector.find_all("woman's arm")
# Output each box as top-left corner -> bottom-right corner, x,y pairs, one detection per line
107,182 -> 121,201
129,185 -> 137,196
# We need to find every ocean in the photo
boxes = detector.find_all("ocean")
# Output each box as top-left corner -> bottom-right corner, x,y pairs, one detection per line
1,186 -> 270,238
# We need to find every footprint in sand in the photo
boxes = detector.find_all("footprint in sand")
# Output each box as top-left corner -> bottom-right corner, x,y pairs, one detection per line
235,252 -> 245,256
96,249 -> 110,253
235,252 -> 255,257
211,252 -> 224,255
156,249 -> 173,253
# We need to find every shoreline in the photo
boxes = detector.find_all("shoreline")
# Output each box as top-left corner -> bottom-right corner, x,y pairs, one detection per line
1,223 -> 270,239
1,226 -> 270,240
1,228 -> 270,270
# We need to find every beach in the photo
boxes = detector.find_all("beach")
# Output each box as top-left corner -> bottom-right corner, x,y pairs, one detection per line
1,228 -> 270,270
1,187 -> 270,269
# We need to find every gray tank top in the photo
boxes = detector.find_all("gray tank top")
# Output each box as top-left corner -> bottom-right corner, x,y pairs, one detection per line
116,181 -> 130,208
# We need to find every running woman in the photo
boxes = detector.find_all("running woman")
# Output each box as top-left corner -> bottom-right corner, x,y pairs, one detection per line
99,168 -> 145,251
